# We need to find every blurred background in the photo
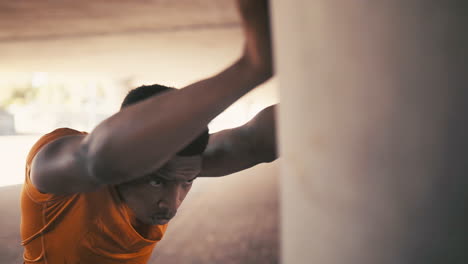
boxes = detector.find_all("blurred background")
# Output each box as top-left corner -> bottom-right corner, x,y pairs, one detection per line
0,0 -> 279,263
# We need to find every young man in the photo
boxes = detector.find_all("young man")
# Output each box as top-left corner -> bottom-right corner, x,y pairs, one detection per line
20,0 -> 277,263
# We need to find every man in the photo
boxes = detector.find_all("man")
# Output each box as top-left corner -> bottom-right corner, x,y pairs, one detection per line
20,0 -> 277,263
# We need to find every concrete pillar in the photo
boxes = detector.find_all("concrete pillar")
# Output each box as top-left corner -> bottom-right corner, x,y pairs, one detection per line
271,1 -> 467,263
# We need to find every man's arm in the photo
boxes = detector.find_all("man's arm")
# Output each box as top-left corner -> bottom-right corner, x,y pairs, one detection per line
199,104 -> 277,177
30,0 -> 273,194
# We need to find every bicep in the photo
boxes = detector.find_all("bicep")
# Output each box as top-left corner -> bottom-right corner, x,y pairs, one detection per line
30,135 -> 101,195
246,104 -> 277,161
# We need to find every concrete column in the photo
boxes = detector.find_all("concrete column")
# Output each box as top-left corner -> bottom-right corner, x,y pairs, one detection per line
271,1 -> 467,263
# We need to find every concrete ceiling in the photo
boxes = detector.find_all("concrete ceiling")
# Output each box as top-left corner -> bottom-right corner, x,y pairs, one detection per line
0,0 -> 277,115
0,0 -> 242,79
0,0 -> 278,132
0,0 -> 239,41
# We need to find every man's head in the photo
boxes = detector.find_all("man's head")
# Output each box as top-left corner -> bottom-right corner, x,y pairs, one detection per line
118,84 -> 209,225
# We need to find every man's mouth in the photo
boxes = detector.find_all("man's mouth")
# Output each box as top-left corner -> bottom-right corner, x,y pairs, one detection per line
151,216 -> 171,225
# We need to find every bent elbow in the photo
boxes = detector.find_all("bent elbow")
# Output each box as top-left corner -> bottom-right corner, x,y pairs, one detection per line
86,147 -> 131,185
83,135 -> 132,185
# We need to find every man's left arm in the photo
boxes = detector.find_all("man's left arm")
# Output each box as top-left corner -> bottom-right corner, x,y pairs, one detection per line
199,104 -> 278,177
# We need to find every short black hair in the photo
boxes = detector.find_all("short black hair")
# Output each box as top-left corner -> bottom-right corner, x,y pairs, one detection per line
121,84 -> 209,156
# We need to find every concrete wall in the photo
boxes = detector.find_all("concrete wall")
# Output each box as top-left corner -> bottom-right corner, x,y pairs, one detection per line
272,1 -> 467,263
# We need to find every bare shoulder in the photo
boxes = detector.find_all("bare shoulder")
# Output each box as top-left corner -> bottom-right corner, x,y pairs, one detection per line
29,128 -> 98,195
27,128 -> 86,166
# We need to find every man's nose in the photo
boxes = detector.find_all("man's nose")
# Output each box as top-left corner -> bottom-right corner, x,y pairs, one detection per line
157,184 -> 181,215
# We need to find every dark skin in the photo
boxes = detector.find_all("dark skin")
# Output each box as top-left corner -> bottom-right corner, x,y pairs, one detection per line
117,156 -> 202,233
29,0 -> 277,230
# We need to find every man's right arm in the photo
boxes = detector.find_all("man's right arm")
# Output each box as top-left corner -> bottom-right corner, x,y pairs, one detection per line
30,0 -> 273,195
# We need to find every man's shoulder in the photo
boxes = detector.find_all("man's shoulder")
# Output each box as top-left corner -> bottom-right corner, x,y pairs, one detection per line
37,127 -> 87,144
26,127 -> 88,166
44,127 -> 88,138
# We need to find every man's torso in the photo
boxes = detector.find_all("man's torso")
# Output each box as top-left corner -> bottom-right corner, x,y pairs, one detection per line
20,128 -> 167,264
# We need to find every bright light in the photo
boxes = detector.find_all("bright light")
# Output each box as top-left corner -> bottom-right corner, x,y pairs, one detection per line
31,72 -> 48,88
0,135 -> 40,187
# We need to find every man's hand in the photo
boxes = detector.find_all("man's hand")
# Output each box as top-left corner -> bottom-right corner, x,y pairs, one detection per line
238,0 -> 273,80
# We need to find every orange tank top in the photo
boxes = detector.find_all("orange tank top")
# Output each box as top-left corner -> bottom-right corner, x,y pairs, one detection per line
20,128 -> 168,264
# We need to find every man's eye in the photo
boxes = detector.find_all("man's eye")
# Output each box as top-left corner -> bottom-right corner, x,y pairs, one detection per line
149,179 -> 163,187
185,179 -> 194,184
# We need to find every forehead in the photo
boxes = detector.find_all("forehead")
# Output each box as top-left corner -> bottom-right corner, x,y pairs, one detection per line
152,155 -> 202,181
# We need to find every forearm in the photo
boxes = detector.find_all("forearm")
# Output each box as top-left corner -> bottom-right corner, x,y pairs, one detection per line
200,128 -> 258,177
200,105 -> 278,177
84,57 -> 269,184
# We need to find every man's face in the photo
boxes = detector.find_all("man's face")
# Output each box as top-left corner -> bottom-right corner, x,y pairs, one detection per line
117,155 -> 202,225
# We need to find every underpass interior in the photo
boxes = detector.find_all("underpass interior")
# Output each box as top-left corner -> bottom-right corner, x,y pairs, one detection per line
0,1 -> 279,263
